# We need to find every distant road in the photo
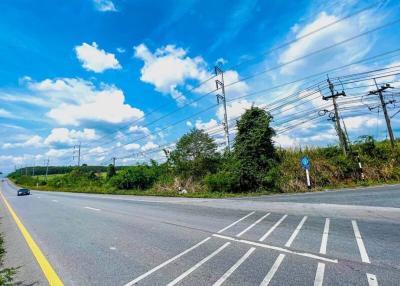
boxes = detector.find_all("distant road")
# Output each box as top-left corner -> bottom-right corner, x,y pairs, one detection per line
1,180 -> 399,286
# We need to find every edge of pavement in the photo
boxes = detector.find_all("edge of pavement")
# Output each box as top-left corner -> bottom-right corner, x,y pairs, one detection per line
6,179 -> 400,224
0,183 -> 49,286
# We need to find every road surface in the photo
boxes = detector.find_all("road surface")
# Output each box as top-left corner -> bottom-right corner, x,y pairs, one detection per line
1,180 -> 400,286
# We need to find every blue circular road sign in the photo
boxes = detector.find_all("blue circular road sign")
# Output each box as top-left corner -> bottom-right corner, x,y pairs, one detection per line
301,156 -> 310,170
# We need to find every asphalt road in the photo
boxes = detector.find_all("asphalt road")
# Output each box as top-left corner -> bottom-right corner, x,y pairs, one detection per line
1,180 -> 400,286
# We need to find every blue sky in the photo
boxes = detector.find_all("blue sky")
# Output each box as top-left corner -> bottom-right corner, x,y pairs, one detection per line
1,0 -> 400,172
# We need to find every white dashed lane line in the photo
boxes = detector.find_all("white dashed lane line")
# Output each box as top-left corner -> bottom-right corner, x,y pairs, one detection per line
352,220 -> 370,263
84,206 -> 101,211
259,214 -> 287,242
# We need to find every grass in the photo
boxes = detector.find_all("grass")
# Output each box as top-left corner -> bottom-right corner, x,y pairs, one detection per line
0,226 -> 16,286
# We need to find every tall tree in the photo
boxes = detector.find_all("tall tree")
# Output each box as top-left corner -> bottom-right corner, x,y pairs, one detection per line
170,128 -> 218,179
234,106 -> 277,191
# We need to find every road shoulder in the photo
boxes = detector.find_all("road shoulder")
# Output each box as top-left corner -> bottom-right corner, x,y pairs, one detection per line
0,190 -> 49,286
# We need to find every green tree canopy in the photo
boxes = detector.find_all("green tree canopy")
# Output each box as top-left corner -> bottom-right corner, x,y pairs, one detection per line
234,106 -> 277,191
107,164 -> 117,179
170,128 -> 219,179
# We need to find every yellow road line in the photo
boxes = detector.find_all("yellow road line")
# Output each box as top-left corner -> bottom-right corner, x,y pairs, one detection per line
0,191 -> 64,286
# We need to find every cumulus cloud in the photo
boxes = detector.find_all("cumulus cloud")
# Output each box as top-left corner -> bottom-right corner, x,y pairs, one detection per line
44,128 -> 97,146
89,146 -> 107,154
75,42 -> 121,73
93,0 -> 117,12
134,43 -> 249,104
129,125 -> 150,135
25,78 -> 144,126
134,44 -> 209,104
124,143 -> 140,151
195,119 -> 219,131
141,142 -> 158,152
45,149 -> 69,158
2,135 -> 43,149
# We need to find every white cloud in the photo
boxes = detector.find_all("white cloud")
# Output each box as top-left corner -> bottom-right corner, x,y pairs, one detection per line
218,99 -> 263,121
141,142 -> 158,152
129,125 -> 150,135
89,146 -> 107,154
75,42 -> 121,73
116,47 -> 126,53
2,135 -> 43,149
45,149 -> 69,158
124,143 -> 140,151
93,0 -> 117,12
273,134 -> 300,148
344,115 -> 383,131
0,108 -> 13,118
195,119 -> 219,130
26,78 -> 144,126
279,11 -> 374,75
44,128 -> 97,146
0,155 -> 25,166
134,44 -> 209,104
134,44 -> 249,105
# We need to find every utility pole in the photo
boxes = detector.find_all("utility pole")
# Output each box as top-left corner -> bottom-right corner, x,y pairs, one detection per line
32,160 -> 35,176
323,77 -> 348,156
112,157 -> 116,166
215,66 -> 230,151
369,79 -> 396,148
73,143 -> 81,167
45,158 -> 50,181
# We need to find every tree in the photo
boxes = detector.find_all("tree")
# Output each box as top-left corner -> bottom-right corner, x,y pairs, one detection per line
107,164 -> 116,179
170,128 -> 219,179
234,106 -> 277,191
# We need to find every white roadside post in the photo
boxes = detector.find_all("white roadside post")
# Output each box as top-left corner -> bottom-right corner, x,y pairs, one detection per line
305,168 -> 311,189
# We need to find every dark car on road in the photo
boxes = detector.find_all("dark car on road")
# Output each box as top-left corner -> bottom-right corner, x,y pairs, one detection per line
17,188 -> 30,196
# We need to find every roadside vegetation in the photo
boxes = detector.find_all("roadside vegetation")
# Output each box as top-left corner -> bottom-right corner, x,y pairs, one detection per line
8,107 -> 400,197
0,229 -> 16,286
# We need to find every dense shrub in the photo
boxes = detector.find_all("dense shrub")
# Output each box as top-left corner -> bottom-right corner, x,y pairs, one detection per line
109,165 -> 159,190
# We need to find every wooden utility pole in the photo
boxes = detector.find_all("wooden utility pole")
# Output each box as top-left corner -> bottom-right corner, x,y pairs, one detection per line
323,77 -> 348,156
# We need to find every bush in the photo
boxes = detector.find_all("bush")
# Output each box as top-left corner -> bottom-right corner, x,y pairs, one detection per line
204,170 -> 239,193
109,165 -> 159,190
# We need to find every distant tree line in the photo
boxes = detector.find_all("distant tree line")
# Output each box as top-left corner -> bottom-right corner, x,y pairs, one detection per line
8,106 -> 400,195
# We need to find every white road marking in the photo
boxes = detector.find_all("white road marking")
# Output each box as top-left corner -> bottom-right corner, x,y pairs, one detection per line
166,242 -> 231,286
259,214 -> 287,242
84,206 -> 101,211
213,247 -> 256,286
212,234 -> 338,263
314,262 -> 325,286
320,218 -> 330,254
52,199 -> 58,203
110,246 -> 116,250
124,213 -> 255,286
366,273 -> 378,286
123,237 -> 211,286
285,216 -> 307,247
217,211 -> 255,234
260,254 -> 285,286
352,220 -> 370,263
237,213 -> 270,237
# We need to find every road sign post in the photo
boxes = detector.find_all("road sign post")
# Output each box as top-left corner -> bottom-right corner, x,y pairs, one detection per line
301,156 -> 311,189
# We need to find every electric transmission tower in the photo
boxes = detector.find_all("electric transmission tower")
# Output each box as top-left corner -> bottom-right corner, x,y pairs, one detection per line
73,143 -> 81,167
215,66 -> 230,151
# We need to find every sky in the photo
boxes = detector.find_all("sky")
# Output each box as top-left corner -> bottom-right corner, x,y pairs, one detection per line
0,0 -> 400,173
